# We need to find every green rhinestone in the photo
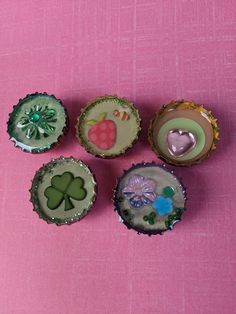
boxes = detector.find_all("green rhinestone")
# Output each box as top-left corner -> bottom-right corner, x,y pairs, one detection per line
30,113 -> 41,122
162,186 -> 175,198
48,109 -> 56,115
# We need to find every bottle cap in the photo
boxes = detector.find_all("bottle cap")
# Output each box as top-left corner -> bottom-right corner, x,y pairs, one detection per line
30,156 -> 97,225
76,95 -> 141,158
113,162 -> 186,235
148,100 -> 219,166
7,92 -> 69,153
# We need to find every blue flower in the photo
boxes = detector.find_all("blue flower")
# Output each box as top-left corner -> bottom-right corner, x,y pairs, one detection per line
152,196 -> 173,216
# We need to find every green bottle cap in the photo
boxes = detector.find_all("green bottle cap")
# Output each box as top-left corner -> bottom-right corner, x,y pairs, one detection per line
76,95 -> 141,158
113,162 -> 186,235
30,157 -> 97,225
7,92 -> 69,153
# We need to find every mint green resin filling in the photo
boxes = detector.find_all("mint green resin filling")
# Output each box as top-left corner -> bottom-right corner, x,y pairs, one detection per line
8,94 -> 67,153
157,118 -> 206,161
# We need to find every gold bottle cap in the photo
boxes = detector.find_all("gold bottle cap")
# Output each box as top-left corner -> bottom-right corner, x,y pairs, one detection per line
148,100 -> 219,166
113,162 -> 186,235
30,157 -> 97,225
76,95 -> 141,158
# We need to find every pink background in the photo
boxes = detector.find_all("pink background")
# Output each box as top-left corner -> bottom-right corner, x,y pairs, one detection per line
0,1 -> 235,313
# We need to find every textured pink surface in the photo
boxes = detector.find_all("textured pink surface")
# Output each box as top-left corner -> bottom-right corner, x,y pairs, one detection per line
0,1 -> 236,313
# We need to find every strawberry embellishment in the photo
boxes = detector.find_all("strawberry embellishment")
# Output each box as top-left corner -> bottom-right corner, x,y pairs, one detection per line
87,112 -> 116,150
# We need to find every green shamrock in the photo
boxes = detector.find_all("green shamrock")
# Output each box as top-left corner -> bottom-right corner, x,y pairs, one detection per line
44,172 -> 87,211
143,211 -> 156,225
123,209 -> 134,222
165,208 -> 184,229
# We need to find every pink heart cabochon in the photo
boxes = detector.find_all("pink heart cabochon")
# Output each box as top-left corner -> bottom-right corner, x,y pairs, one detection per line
167,129 -> 196,157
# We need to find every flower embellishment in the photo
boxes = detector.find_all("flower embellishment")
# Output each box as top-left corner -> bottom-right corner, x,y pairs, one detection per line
17,105 -> 57,140
44,172 -> 87,211
122,175 -> 156,208
152,186 -> 175,216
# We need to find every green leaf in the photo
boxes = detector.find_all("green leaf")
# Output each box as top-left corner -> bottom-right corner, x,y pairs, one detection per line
97,112 -> 106,121
174,208 -> 184,219
67,177 -> 87,201
26,125 -> 36,139
35,128 -> 41,140
45,118 -> 57,123
143,211 -> 157,225
150,211 -> 156,218
149,218 -> 155,225
44,110 -> 56,121
44,172 -> 87,211
21,125 -> 30,131
39,122 -> 55,133
86,119 -> 98,126
18,117 -> 30,126
51,172 -> 74,192
44,186 -> 64,210
64,194 -> 75,211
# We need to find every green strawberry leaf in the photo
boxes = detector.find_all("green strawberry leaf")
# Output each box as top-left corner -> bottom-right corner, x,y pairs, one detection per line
97,112 -> 106,121
87,119 -> 98,126
87,112 -> 107,125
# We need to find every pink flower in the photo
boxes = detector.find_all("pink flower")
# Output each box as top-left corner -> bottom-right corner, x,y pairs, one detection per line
122,175 -> 157,208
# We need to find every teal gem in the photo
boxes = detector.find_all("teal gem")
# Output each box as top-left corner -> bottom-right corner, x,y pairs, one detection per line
162,186 -> 175,198
30,113 -> 41,122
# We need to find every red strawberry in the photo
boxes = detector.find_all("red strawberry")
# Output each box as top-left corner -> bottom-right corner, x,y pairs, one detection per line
87,112 -> 116,150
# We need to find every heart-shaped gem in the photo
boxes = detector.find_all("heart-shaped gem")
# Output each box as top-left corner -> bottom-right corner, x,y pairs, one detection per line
167,129 -> 196,157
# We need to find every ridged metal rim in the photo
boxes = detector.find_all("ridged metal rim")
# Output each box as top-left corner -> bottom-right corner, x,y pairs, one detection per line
113,161 -> 187,236
148,99 -> 220,166
75,95 -> 141,159
7,92 -> 69,153
29,156 -> 97,226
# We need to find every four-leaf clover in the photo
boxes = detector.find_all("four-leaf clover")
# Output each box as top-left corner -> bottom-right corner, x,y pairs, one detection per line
44,172 -> 87,211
